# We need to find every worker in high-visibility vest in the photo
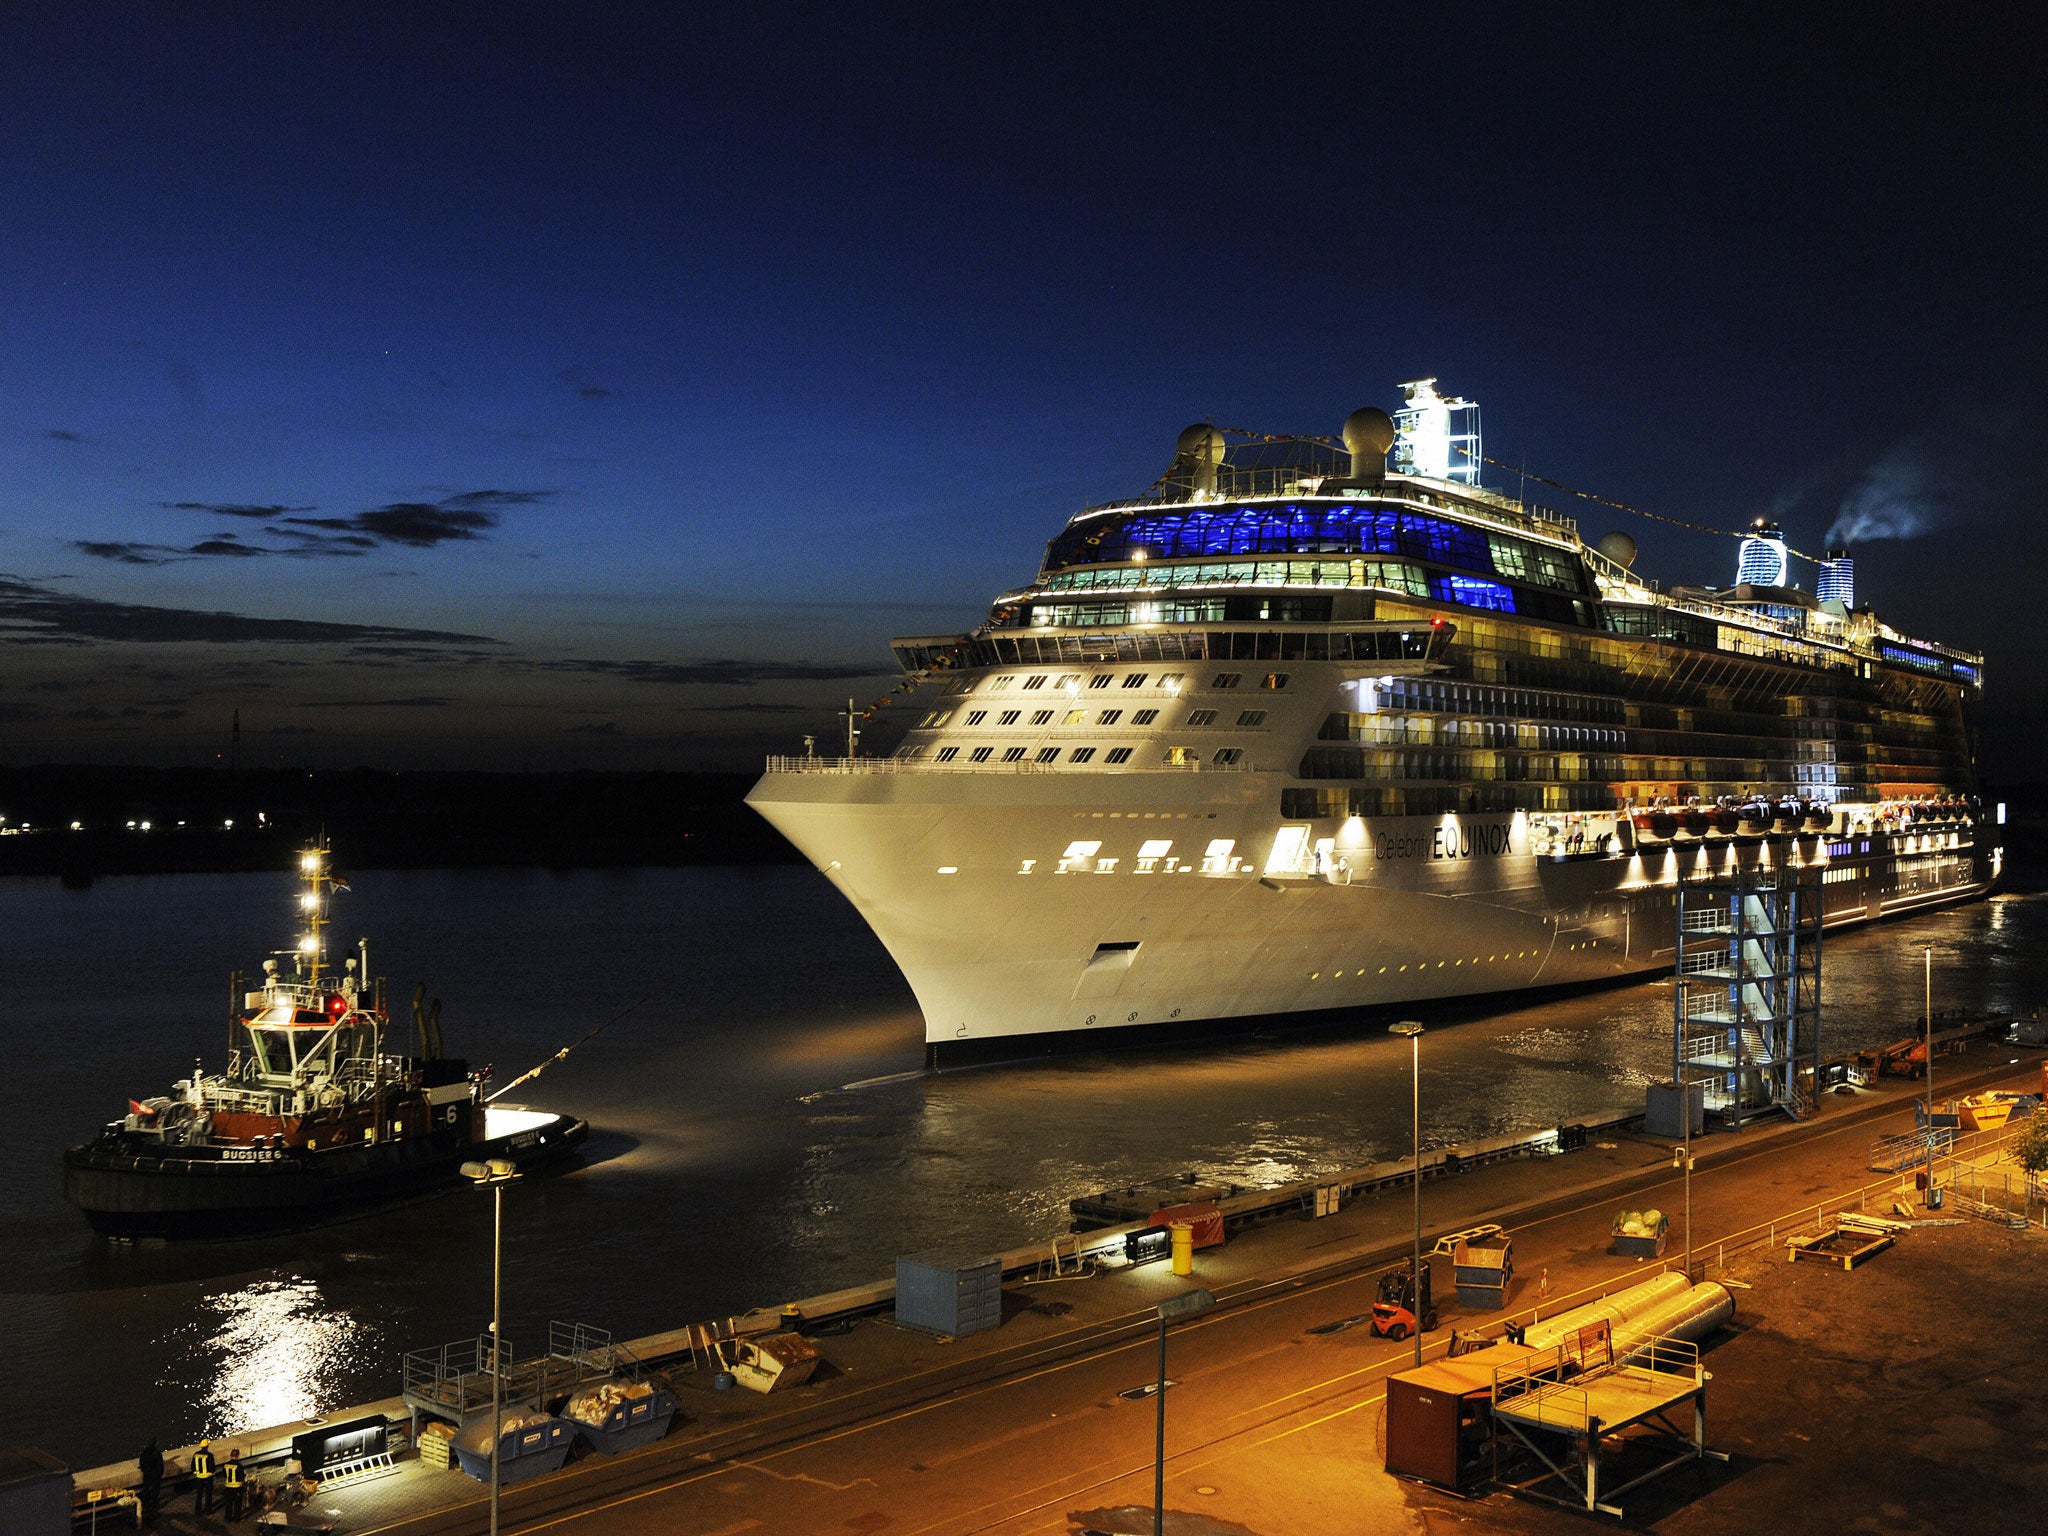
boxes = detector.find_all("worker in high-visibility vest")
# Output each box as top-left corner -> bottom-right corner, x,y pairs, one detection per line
190,1439 -> 216,1516
222,1447 -> 246,1522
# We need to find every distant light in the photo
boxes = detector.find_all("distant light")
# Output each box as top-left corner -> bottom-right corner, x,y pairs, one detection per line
70,821 -> 82,831
300,893 -> 318,910
224,819 -> 234,830
936,866 -> 958,875
1997,802 -> 2008,825
298,936 -> 318,953
300,853 -> 321,872
139,820 -> 152,832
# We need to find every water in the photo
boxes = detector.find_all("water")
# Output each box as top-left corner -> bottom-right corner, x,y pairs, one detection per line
3,862 -> 2040,1467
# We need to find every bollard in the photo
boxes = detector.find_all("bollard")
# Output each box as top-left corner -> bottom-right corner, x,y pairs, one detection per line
1169,1221 -> 1194,1277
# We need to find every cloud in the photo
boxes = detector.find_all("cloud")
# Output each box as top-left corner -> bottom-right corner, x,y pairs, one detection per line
439,489 -> 552,508
562,721 -> 621,735
298,695 -> 456,709
163,502 -> 314,519
282,506 -> 486,547
0,572 -> 504,648
187,537 -> 271,558
43,428 -> 82,443
74,541 -> 173,566
0,702 -> 47,723
558,366 -> 614,400
533,657 -> 890,687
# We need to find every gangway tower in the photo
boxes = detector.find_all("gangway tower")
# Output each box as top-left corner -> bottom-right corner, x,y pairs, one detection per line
1673,862 -> 1822,1127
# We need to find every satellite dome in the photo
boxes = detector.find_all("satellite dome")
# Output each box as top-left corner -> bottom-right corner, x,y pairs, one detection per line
1595,531 -> 1638,569
1175,423 -> 1225,465
1341,407 -> 1396,471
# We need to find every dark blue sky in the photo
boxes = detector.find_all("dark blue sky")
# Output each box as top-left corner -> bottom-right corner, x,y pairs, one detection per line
1,5 -> 2041,772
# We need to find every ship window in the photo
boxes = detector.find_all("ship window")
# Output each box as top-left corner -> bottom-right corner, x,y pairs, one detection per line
1035,747 -> 1061,763
1063,708 -> 1087,724
1213,748 -> 1243,765
1187,709 -> 1219,726
1237,709 -> 1267,727
1055,673 -> 1081,689
1133,709 -> 1159,725
1164,746 -> 1198,765
1262,673 -> 1289,690
989,675 -> 1017,690
1430,573 -> 1518,612
1097,709 -> 1122,724
936,747 -> 959,761
965,710 -> 988,725
1089,674 -> 1114,688
1123,673 -> 1148,688
1211,672 -> 1241,689
895,745 -> 925,759
1022,675 -> 1049,690
918,710 -> 953,728
998,710 -> 1022,725
970,747 -> 994,762
1160,672 -> 1186,692
1003,746 -> 1028,761
1138,839 -> 1173,858
1069,747 -> 1096,762
1030,709 -> 1055,725
1106,747 -> 1134,764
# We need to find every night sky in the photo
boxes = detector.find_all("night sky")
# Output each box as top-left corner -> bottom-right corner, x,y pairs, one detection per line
2,7 -> 2041,774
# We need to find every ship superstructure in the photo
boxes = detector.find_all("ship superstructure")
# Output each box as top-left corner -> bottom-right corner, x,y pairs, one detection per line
748,382 -> 1994,1066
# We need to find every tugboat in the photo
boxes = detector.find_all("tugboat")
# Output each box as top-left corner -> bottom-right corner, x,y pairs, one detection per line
62,842 -> 587,1240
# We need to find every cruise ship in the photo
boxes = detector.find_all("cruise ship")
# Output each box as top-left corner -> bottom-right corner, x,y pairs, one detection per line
748,381 -> 1996,1066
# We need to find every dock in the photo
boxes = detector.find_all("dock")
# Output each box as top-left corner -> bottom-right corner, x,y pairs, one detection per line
53,1046 -> 2048,1536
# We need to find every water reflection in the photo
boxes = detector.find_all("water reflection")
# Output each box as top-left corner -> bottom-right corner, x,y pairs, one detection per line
170,1277 -> 374,1437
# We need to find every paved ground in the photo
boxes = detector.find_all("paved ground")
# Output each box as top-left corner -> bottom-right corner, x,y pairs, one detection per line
114,1045 -> 2048,1536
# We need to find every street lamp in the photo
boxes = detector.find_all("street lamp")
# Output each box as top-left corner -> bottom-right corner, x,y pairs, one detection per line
1924,945 -> 1937,1205
1390,1020 -> 1425,1369
1152,1288 -> 1216,1536
461,1158 -> 520,1536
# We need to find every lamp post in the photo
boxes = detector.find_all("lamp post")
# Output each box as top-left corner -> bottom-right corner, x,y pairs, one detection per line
461,1158 -> 520,1536
1924,945 -> 1936,1204
1390,1020 -> 1425,1369
1152,1288 -> 1216,1536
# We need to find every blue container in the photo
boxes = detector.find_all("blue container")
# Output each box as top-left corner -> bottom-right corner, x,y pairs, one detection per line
450,1414 -> 574,1485
561,1380 -> 678,1455
895,1250 -> 1003,1338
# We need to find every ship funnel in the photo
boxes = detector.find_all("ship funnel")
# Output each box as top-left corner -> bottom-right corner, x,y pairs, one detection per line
1174,423 -> 1226,497
1342,407 -> 1395,482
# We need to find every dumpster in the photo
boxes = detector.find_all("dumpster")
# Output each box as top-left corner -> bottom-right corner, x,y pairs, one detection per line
1450,1231 -> 1514,1309
560,1377 -> 678,1453
717,1333 -> 822,1393
1610,1208 -> 1669,1259
450,1410 -> 573,1486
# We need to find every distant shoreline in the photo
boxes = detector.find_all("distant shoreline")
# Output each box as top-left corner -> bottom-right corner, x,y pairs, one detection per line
0,764 -> 804,880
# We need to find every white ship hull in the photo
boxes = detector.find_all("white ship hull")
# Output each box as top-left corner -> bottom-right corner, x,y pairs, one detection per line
748,766 -> 1993,1065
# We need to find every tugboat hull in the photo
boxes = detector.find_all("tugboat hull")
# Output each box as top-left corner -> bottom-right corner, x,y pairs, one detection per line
63,1110 -> 587,1241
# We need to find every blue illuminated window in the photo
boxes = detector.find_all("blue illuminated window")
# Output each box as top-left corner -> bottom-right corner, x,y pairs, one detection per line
1430,574 -> 1518,612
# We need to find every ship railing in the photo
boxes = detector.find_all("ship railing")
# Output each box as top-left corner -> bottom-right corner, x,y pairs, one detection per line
201,1084 -> 280,1116
761,755 -> 1250,775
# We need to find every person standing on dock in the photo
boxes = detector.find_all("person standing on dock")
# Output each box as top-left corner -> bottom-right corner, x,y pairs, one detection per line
138,1439 -> 163,1523
191,1439 -> 216,1516
222,1448 -> 245,1522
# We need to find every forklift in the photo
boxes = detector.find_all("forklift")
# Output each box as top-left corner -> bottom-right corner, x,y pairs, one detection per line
1370,1257 -> 1438,1342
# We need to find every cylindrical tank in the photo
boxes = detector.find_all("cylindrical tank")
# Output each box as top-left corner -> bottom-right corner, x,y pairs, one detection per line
1616,1282 -> 1736,1359
1342,407 -> 1395,480
1169,1221 -> 1194,1277
1520,1271 -> 1689,1351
